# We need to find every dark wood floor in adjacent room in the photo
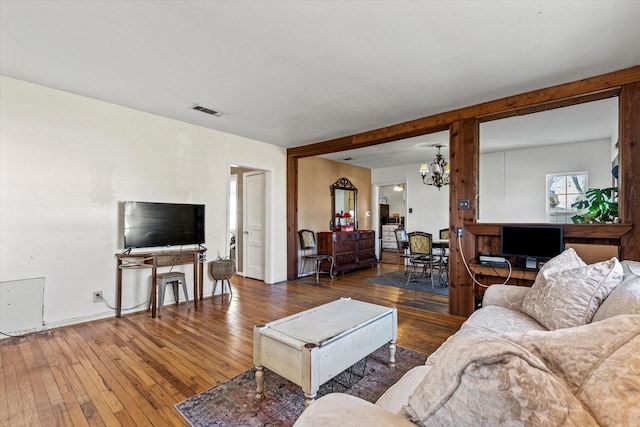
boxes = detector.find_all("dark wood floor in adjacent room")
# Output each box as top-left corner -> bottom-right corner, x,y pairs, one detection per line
0,261 -> 465,427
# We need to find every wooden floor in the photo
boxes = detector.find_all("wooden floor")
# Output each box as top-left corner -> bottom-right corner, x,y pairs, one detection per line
0,262 -> 465,427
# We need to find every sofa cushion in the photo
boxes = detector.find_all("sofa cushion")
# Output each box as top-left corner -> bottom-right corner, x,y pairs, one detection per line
426,306 -> 547,367
463,305 -> 547,333
376,365 -> 431,415
507,314 -> 640,427
481,284 -> 530,312
521,257 -> 623,330
592,260 -> 640,321
294,393 -> 416,427
405,333 -> 598,426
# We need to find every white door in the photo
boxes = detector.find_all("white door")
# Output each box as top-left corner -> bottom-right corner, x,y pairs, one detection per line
243,171 -> 265,280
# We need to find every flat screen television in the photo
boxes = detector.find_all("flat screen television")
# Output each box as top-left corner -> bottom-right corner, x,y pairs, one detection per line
501,225 -> 563,260
123,201 -> 205,249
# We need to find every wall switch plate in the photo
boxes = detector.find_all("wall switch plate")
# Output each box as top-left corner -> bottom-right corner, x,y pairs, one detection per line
458,199 -> 471,210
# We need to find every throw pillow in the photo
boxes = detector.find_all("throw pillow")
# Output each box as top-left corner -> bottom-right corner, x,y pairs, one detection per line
532,247 -> 586,286
521,257 -> 623,330
405,334 -> 598,426
508,315 -> 640,427
592,261 -> 640,321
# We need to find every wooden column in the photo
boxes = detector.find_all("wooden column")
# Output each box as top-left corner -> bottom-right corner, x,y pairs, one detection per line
287,154 -> 300,280
619,81 -> 640,261
449,119 -> 479,317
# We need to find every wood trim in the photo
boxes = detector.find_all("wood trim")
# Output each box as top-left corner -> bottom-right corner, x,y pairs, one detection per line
464,223 -> 633,239
469,263 -> 538,281
449,119 -> 478,317
288,66 -> 640,158
619,81 -> 640,260
287,155 -> 299,280
477,88 -> 621,123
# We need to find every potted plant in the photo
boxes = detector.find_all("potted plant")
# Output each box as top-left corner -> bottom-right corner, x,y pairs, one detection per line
570,187 -> 619,224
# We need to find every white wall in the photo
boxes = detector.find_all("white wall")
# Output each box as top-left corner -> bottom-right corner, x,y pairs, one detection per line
479,139 -> 612,222
371,138 -> 612,236
0,76 -> 287,333
372,164 -> 449,237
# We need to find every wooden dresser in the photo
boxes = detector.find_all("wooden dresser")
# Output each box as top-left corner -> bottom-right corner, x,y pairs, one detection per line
317,230 -> 378,275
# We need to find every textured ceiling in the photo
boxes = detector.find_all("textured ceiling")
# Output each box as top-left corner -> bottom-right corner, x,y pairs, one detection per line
1,1 -> 638,166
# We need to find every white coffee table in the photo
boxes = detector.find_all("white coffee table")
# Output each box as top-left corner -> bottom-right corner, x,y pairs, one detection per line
253,297 -> 397,406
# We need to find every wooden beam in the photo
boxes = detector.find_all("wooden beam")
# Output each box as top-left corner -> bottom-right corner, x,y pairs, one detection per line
449,119 -> 478,317
288,66 -> 640,158
287,155 -> 299,280
619,81 -> 640,261
477,88 -> 621,123
464,223 -> 632,239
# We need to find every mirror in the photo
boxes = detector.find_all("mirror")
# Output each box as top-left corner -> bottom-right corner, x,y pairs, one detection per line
330,177 -> 357,231
478,97 -> 618,223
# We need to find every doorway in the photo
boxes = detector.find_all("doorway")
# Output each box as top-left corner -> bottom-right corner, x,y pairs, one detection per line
230,166 -> 266,281
377,182 -> 406,265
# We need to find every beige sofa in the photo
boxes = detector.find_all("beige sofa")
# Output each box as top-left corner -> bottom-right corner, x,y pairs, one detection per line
294,249 -> 640,426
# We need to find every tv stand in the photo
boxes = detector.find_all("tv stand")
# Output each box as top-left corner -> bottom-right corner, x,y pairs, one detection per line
116,247 -> 206,318
469,262 -> 537,296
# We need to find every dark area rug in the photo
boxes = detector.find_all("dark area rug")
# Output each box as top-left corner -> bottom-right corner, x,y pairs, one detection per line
363,270 -> 449,295
175,345 -> 426,426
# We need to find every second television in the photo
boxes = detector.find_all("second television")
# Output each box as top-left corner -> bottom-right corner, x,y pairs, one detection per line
501,225 -> 563,260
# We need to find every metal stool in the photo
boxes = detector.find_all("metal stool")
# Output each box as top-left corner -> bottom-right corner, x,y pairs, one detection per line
149,272 -> 190,317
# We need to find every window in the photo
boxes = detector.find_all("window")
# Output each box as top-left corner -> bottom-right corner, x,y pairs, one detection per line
547,172 -> 587,224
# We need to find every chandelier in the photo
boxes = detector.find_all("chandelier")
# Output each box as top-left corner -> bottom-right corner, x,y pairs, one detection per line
419,144 -> 450,189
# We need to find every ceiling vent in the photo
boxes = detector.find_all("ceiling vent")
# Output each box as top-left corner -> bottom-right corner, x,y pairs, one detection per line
192,104 -> 224,117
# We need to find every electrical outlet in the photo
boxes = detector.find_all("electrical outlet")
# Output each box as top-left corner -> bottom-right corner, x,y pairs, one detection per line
457,227 -> 464,237
93,291 -> 103,303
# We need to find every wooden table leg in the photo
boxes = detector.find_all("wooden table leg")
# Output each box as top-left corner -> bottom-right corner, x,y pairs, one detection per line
388,340 -> 397,368
199,257 -> 204,302
192,255 -> 199,309
151,261 -> 157,318
255,365 -> 265,401
116,259 -> 123,318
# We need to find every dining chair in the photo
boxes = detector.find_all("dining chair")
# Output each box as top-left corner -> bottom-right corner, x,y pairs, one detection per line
406,231 -> 442,289
298,229 -> 334,281
394,228 -> 410,271
437,228 -> 450,287
439,228 -> 450,240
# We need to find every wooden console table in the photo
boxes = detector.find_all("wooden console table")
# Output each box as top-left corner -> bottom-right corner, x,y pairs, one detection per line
115,248 -> 206,318
469,262 -> 537,296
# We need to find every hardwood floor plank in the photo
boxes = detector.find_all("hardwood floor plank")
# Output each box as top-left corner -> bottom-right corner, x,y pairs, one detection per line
1,263 -> 465,426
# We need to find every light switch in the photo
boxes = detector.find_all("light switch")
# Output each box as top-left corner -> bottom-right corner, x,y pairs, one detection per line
458,199 -> 471,210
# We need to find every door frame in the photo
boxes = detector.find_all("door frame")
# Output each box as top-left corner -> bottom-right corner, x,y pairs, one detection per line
242,170 -> 266,281
228,165 -> 273,283
373,180 -> 408,260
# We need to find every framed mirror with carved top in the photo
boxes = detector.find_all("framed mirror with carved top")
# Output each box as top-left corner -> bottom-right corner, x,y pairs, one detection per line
330,177 -> 357,231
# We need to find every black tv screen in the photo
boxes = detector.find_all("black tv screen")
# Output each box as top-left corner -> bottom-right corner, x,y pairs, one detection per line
123,201 -> 205,249
501,225 -> 563,259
